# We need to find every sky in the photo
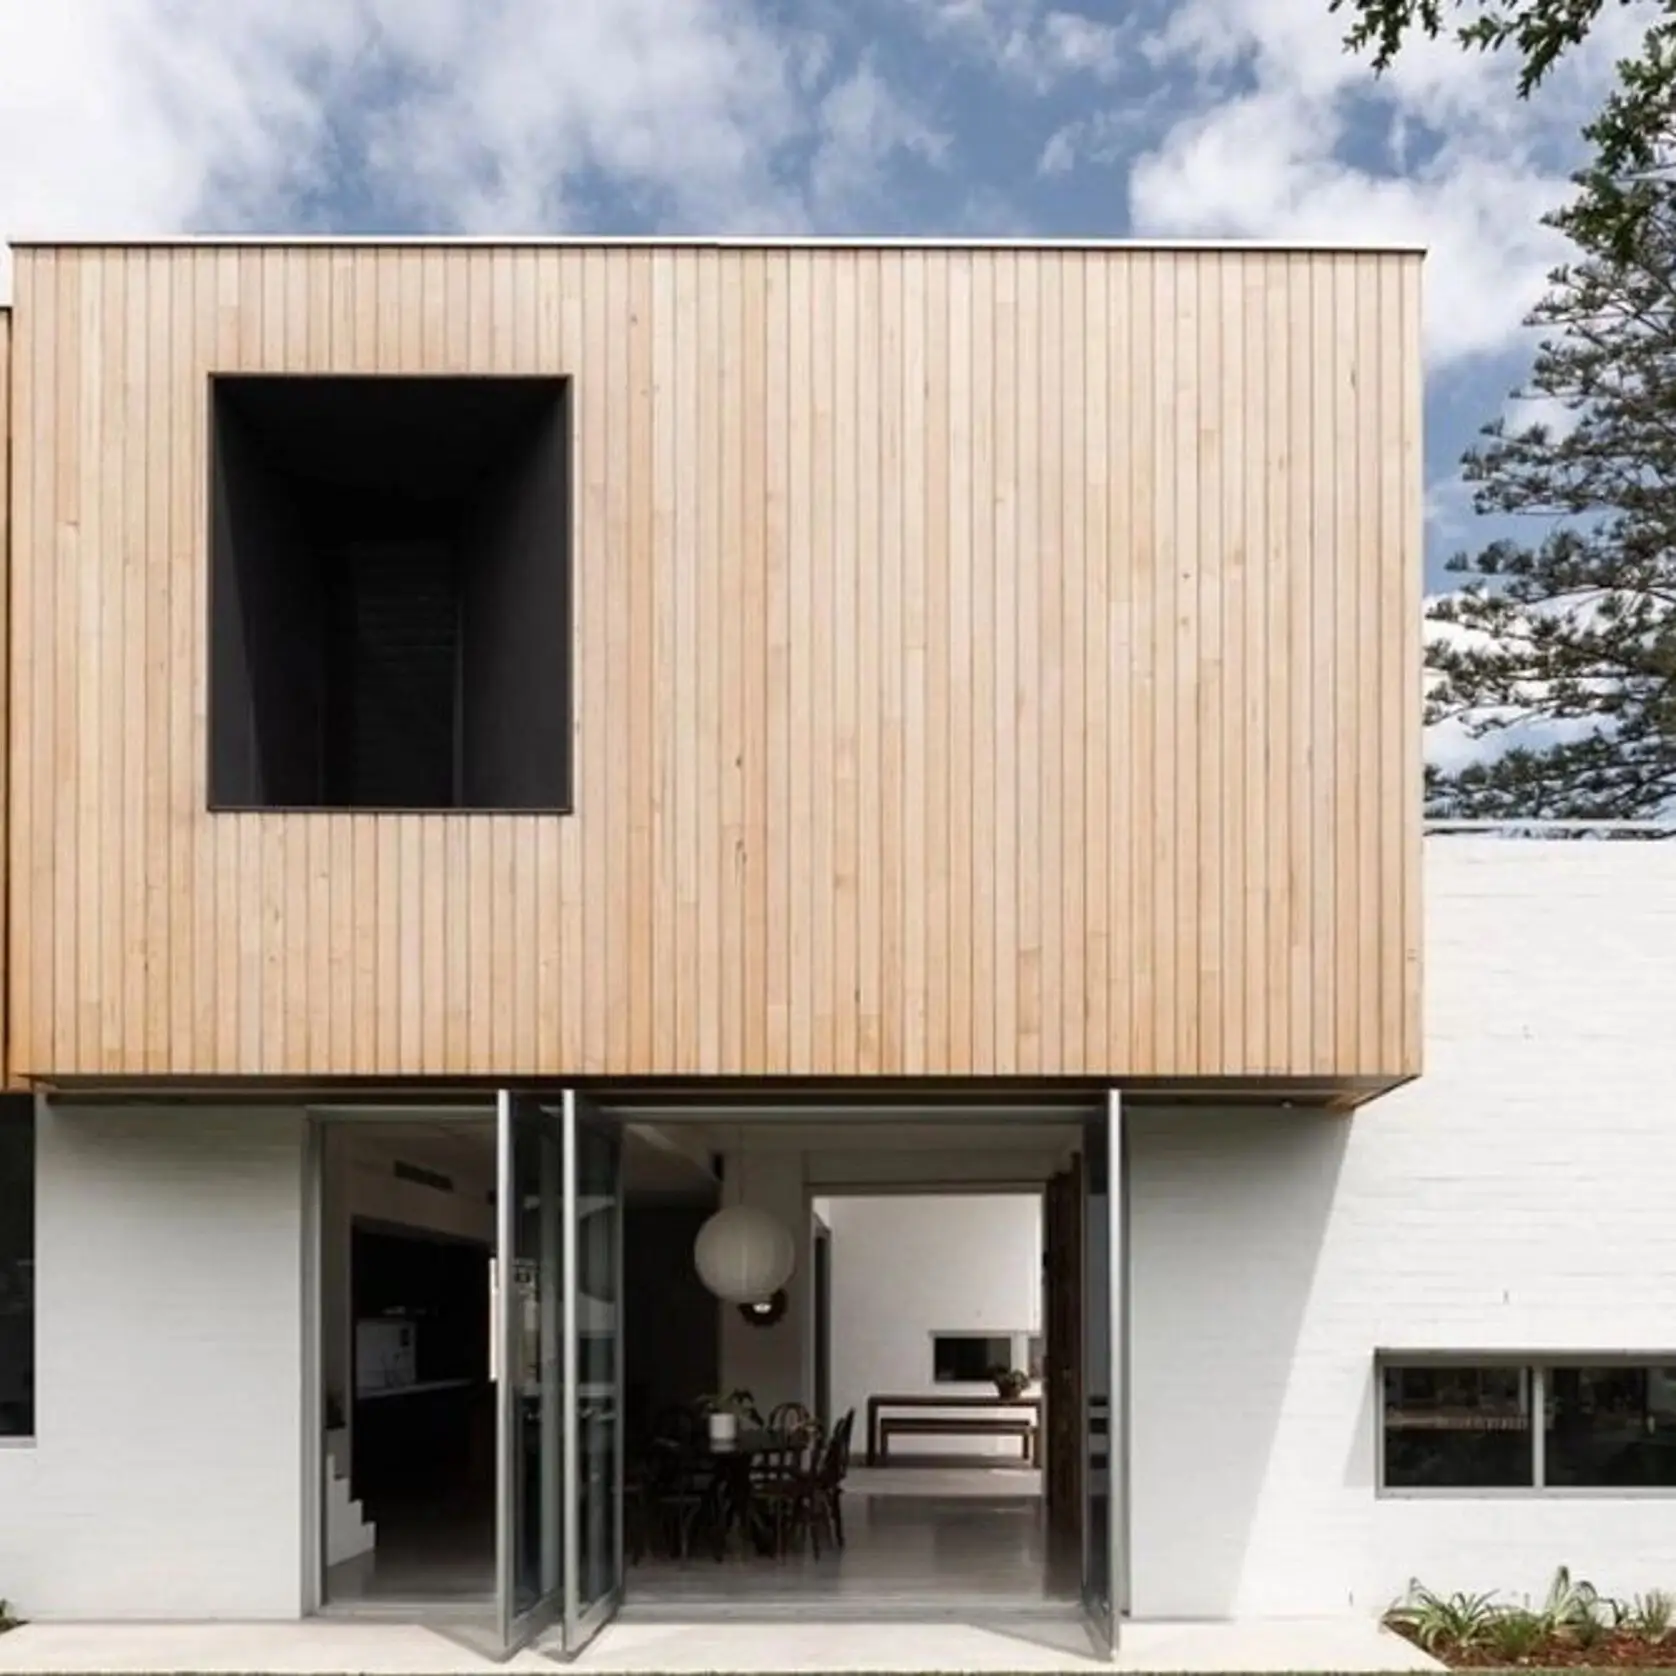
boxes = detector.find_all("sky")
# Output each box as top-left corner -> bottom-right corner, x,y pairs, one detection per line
0,0 -> 1651,767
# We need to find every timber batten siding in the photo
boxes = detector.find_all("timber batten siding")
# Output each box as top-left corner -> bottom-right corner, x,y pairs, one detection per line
4,242 -> 1422,1086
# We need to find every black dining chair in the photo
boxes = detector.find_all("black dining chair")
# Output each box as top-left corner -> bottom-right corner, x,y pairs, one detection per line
746,1440 -> 809,1559
643,1405 -> 725,1559
799,1407 -> 855,1555
768,1400 -> 816,1437
647,1441 -> 726,1560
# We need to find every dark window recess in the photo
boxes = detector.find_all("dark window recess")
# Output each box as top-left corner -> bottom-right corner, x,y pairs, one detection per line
0,1096 -> 34,1439
932,1334 -> 1014,1384
1381,1363 -> 1533,1489
208,374 -> 572,812
1546,1365 -> 1676,1488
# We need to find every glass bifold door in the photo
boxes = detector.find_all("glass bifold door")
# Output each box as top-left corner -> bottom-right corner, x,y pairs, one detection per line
497,1089 -> 624,1659
1081,1090 -> 1126,1657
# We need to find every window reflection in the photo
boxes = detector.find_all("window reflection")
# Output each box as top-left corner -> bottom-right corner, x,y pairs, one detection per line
1382,1364 -> 1532,1488
1546,1366 -> 1676,1488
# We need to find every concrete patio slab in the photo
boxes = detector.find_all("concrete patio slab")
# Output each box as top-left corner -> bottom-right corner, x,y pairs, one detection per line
0,1617 -> 1446,1674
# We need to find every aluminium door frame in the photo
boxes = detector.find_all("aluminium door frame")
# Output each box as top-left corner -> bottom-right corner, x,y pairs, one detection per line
561,1088 -> 627,1655
497,1090 -> 567,1657
1083,1088 -> 1128,1659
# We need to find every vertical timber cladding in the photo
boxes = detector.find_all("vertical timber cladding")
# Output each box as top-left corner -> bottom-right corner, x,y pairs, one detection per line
5,243 -> 1423,1083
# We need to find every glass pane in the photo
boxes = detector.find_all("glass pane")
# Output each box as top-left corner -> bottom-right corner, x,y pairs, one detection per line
506,1103 -> 563,1634
1546,1366 -> 1676,1487
1082,1108 -> 1113,1637
572,1113 -> 622,1628
0,1099 -> 34,1439
1382,1365 -> 1533,1488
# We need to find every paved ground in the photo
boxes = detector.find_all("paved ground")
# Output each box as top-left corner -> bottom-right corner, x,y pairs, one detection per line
0,1617 -> 1445,1673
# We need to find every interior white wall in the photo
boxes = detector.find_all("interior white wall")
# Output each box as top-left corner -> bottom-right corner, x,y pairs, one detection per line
0,1102 -> 307,1620
824,1193 -> 1041,1456
1129,837 -> 1676,1620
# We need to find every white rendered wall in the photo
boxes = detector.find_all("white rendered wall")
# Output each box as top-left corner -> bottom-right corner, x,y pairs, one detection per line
0,1103 -> 307,1620
1130,837 -> 1676,1620
824,1193 -> 1041,1457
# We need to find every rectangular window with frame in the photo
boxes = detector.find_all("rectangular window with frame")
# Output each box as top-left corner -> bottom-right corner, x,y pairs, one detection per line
0,1097 -> 35,1439
1382,1362 -> 1533,1489
932,1333 -> 1016,1384
1380,1357 -> 1676,1492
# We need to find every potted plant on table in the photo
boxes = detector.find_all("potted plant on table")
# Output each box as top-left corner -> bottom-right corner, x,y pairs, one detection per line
990,1366 -> 1029,1400
698,1389 -> 760,1448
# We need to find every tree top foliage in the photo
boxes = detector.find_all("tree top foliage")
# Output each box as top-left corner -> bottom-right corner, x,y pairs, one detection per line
1329,0 -> 1676,190
1423,115 -> 1676,817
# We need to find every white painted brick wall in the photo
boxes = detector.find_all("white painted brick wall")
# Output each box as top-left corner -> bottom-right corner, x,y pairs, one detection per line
1131,837 -> 1676,1619
0,1103 -> 307,1620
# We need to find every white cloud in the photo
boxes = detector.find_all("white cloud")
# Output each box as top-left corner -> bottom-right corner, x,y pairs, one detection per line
1425,470 -> 1480,548
1129,87 -> 1566,365
1501,388 -> 1584,443
1038,109 -> 1135,177
0,0 -> 942,261
806,58 -> 950,219
903,0 -> 1127,91
1423,597 -> 1559,771
1040,10 -> 1122,77
1122,0 -> 1659,370
0,0 -> 350,237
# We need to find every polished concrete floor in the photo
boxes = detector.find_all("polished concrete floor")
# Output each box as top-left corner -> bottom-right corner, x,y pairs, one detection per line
325,1482 -> 494,1609
626,1467 -> 1073,1615
325,1468 -> 1064,1616
627,1494 -> 1075,1613
847,1464 -> 1041,1498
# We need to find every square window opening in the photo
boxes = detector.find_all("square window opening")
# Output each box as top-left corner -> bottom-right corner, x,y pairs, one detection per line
208,374 -> 573,813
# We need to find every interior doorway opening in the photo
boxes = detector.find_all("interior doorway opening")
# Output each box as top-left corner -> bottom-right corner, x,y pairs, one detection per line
315,1116 -> 499,1621
602,1096 -> 1117,1631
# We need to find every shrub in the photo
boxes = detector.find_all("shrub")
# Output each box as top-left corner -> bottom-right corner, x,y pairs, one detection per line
1387,1568 -> 1676,1657
1626,1589 -> 1676,1643
1385,1581 -> 1502,1653
1486,1607 -> 1547,1661
1535,1564 -> 1602,1637
1570,1599 -> 1611,1650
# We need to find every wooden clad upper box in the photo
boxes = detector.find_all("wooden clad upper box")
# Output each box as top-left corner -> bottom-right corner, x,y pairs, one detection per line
2,240 -> 1423,1089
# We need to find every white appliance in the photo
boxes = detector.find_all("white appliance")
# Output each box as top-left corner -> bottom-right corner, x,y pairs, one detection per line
355,1318 -> 417,1395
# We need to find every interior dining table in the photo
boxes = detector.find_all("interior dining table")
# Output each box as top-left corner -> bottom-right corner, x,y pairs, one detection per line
705,1427 -> 800,1555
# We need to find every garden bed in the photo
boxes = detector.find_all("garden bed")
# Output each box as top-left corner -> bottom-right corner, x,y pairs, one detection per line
1446,1636 -> 1676,1668
1386,1569 -> 1676,1669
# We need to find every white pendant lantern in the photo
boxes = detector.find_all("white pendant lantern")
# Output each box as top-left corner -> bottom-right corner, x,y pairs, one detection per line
693,1205 -> 796,1305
